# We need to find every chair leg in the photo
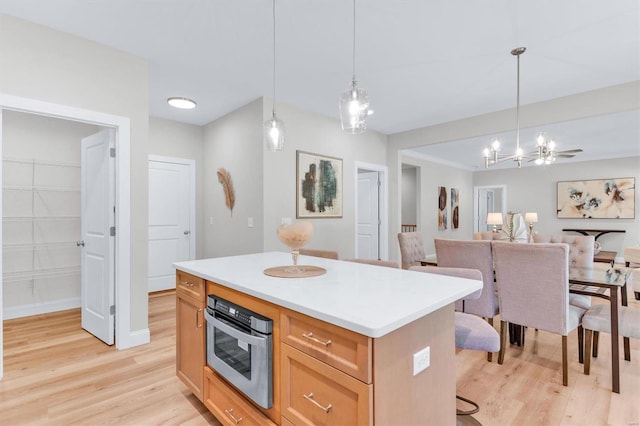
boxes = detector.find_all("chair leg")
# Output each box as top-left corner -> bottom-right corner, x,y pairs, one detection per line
584,329 -> 592,375
577,325 -> 584,364
498,321 -> 507,365
456,395 -> 480,416
635,291 -> 640,301
593,331 -> 599,358
487,317 -> 494,362
562,335 -> 568,386
624,337 -> 631,361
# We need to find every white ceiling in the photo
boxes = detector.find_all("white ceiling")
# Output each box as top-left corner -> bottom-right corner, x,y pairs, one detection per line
1,0 -> 638,167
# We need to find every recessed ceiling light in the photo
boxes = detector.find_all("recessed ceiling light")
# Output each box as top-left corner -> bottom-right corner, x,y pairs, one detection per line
167,97 -> 197,109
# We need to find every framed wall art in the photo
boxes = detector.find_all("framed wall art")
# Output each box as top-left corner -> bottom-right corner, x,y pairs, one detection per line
557,177 -> 635,219
451,187 -> 459,229
296,151 -> 343,218
438,186 -> 447,229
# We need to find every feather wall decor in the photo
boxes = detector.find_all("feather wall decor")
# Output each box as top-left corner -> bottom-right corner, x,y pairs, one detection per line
216,168 -> 235,215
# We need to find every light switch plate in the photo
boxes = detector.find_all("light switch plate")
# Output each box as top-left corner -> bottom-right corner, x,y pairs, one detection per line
413,346 -> 430,376
248,217 -> 254,228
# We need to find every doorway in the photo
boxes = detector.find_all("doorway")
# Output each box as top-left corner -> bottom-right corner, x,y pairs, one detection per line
474,185 -> 507,233
148,155 -> 196,292
355,162 -> 388,260
1,93 -> 136,379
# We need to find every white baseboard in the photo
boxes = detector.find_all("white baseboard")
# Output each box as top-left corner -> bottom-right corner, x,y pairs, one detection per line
3,298 -> 81,320
118,328 -> 150,349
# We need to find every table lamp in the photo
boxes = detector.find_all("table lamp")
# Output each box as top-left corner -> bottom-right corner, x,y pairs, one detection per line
525,212 -> 538,243
487,212 -> 503,233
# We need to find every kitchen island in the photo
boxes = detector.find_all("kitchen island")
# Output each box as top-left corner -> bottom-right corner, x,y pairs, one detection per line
175,252 -> 482,426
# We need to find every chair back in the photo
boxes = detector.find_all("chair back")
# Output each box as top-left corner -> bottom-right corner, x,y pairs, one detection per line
473,232 -> 505,241
532,234 -> 594,267
397,232 -> 425,270
434,238 -> 497,318
410,266 -> 483,300
299,248 -> 339,260
492,241 -> 573,335
344,258 -> 399,268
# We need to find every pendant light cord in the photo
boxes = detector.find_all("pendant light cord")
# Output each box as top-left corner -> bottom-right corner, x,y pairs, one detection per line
515,52 -> 520,152
352,0 -> 356,80
272,0 -> 277,117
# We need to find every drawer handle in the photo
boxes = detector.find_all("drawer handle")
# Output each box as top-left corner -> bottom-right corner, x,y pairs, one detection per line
224,408 -> 243,424
303,332 -> 332,347
181,281 -> 195,288
196,308 -> 203,329
303,392 -> 332,413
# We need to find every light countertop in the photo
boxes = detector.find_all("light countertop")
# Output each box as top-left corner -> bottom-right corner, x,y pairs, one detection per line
174,252 -> 481,338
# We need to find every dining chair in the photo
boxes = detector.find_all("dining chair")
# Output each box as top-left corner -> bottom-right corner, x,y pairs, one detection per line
623,246 -> 640,300
434,238 -> 498,361
298,248 -> 339,260
410,265 -> 500,415
492,241 -> 587,386
473,232 -> 505,241
344,258 -> 399,268
582,304 -> 640,378
533,234 -> 595,311
397,231 -> 425,270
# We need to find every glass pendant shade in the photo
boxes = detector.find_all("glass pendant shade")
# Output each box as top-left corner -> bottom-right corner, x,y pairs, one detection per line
264,114 -> 285,151
339,80 -> 369,133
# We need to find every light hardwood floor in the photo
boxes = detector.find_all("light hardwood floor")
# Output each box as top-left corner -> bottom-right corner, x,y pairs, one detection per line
1,288 -> 638,425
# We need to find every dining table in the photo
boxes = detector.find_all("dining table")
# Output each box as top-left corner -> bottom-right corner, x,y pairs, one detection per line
419,257 -> 631,393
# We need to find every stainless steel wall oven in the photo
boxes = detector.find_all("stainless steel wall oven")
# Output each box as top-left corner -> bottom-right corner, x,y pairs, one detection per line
205,294 -> 273,409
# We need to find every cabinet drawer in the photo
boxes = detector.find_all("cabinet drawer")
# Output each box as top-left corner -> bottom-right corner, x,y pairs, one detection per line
176,270 -> 205,300
281,345 -> 372,426
204,368 -> 276,426
281,309 -> 371,382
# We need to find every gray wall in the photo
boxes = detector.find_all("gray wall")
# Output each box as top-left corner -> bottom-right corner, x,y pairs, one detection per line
0,14 -> 150,332
401,167 -> 417,226
148,117 -> 205,258
473,156 -> 640,254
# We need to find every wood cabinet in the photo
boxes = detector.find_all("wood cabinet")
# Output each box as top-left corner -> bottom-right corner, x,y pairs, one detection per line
176,271 -> 205,401
204,367 -> 277,426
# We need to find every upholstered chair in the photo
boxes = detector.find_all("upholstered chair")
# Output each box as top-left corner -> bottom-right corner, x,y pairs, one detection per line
434,238 -> 499,361
473,232 -> 506,241
623,246 -> 640,300
344,258 -> 399,268
492,241 -> 587,386
533,234 -> 595,311
397,232 -> 426,270
298,248 -> 339,260
410,265 -> 500,415
581,304 -> 640,378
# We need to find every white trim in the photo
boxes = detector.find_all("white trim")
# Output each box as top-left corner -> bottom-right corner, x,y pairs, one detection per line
354,161 -> 389,260
127,328 -> 151,347
3,298 -> 81,320
0,93 -> 141,382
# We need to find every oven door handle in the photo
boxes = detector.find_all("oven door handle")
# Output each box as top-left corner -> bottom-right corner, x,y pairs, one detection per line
206,311 -> 270,347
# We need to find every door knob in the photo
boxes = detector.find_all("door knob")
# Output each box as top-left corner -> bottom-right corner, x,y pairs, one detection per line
76,240 -> 85,247
184,230 -> 190,235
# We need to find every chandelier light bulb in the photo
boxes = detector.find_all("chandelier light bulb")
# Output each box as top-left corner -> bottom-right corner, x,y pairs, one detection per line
535,158 -> 544,165
483,147 -> 490,158
537,132 -> 546,146
491,139 -> 501,151
548,139 -> 556,151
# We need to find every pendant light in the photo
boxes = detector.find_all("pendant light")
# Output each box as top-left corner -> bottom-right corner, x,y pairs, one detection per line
264,0 -> 285,151
339,0 -> 370,133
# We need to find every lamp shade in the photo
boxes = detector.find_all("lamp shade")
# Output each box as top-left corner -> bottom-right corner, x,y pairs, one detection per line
487,212 -> 503,225
525,212 -> 538,223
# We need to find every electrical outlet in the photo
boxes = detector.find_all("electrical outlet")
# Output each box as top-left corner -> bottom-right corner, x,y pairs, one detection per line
281,217 -> 292,225
412,346 -> 430,376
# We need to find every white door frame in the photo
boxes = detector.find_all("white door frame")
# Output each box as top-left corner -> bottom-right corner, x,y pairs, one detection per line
0,93 -> 138,379
473,184 -> 507,233
354,161 -> 389,260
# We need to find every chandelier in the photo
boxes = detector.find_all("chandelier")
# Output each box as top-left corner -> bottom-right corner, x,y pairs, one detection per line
483,47 -> 581,168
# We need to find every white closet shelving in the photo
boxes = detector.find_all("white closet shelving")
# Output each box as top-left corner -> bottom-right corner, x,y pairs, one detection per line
2,157 -> 81,311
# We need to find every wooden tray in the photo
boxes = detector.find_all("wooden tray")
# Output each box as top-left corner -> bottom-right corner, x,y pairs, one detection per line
263,265 -> 326,278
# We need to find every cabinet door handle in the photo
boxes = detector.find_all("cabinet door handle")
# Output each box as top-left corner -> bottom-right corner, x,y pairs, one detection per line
181,281 -> 195,288
196,308 -> 203,329
302,332 -> 332,347
303,392 -> 332,413
224,408 -> 243,424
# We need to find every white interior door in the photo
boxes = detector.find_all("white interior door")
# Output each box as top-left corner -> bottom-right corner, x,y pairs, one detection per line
357,171 -> 380,260
80,129 -> 115,345
477,189 -> 494,232
148,157 -> 194,292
